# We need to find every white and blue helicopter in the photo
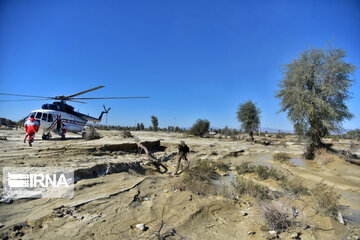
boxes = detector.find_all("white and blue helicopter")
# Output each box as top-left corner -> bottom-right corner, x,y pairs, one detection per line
0,86 -> 149,139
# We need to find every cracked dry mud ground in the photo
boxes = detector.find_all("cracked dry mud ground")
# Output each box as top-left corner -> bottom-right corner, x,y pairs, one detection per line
0,129 -> 360,239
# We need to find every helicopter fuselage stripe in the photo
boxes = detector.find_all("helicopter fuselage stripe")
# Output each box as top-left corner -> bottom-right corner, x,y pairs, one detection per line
62,121 -> 86,126
47,119 -> 86,130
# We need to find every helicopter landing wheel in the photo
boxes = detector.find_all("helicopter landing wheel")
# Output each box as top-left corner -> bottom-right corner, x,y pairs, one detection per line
82,132 -> 87,139
42,133 -> 51,140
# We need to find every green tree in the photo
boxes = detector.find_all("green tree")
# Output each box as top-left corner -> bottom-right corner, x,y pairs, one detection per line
237,101 -> 260,141
189,119 -> 210,137
151,116 -> 159,131
140,123 -> 145,130
345,129 -> 360,141
276,46 -> 356,159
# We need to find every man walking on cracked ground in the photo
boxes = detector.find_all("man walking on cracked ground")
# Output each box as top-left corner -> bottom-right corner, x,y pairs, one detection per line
173,141 -> 190,175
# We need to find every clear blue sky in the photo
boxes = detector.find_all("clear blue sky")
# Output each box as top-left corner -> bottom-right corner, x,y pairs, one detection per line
1,0 -> 359,130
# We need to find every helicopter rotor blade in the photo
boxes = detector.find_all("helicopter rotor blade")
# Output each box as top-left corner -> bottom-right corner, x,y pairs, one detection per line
67,99 -> 87,104
65,86 -> 104,98
0,99 -> 54,102
0,93 -> 54,99
70,97 -> 150,99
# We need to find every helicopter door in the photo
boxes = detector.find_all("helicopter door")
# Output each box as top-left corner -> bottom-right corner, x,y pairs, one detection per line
48,114 -> 53,122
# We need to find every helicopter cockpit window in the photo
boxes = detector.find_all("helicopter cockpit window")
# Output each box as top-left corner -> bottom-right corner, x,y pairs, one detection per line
35,112 -> 42,120
42,113 -> 48,121
48,114 -> 53,122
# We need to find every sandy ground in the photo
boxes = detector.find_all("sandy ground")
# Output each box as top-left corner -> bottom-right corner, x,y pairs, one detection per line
0,129 -> 360,239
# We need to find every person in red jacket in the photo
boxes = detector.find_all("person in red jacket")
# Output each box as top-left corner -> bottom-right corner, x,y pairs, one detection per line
24,116 -> 40,147
61,123 -> 67,139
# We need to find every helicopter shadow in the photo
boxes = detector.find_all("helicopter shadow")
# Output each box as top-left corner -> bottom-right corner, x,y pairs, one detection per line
47,137 -> 83,141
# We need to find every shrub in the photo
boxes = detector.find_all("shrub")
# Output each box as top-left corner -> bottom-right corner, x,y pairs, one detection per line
189,119 -> 210,137
235,161 -> 255,175
314,148 -> 337,165
232,176 -> 247,195
181,160 -> 217,195
248,181 -> 272,200
279,178 -> 308,196
261,202 -> 291,232
344,129 -> 360,141
275,133 -> 285,139
151,116 -> 159,131
311,182 -> 340,218
331,135 -> 340,142
268,167 -> 288,181
214,161 -> 230,172
273,152 -> 290,163
121,130 -> 133,138
255,165 -> 269,180
232,176 -> 272,200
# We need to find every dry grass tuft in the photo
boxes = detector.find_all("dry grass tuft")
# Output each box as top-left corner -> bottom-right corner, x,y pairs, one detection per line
236,162 -> 287,181
314,148 -> 338,165
279,177 -> 308,196
214,161 -> 230,172
261,202 -> 292,232
181,160 -> 218,195
311,182 -> 340,218
235,161 -> 255,175
273,152 -> 290,163
232,176 -> 272,200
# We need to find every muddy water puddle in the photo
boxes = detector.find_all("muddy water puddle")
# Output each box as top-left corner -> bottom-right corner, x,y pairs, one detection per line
342,207 -> 360,226
213,173 -> 237,193
254,155 -> 274,167
289,158 -> 317,168
215,173 -> 236,187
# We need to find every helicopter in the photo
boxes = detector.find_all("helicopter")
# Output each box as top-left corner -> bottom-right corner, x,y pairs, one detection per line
0,86 -> 149,140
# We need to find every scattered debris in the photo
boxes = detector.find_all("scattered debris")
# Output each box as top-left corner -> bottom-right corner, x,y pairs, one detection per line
226,150 -> 245,157
240,211 -> 248,216
292,207 -> 299,218
291,232 -> 300,239
132,136 -> 168,173
248,231 -> 256,235
56,212 -> 64,218
338,211 -> 345,225
0,136 -> 7,140
268,230 -> 278,238
135,223 -> 147,231
303,225 -> 310,230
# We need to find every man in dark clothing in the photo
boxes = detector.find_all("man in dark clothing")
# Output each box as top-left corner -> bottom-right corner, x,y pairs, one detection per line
173,141 -> 190,175
56,114 -> 62,132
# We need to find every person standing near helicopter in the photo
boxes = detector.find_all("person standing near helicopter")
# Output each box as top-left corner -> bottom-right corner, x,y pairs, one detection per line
24,116 -> 40,147
61,123 -> 67,139
56,114 -> 62,132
